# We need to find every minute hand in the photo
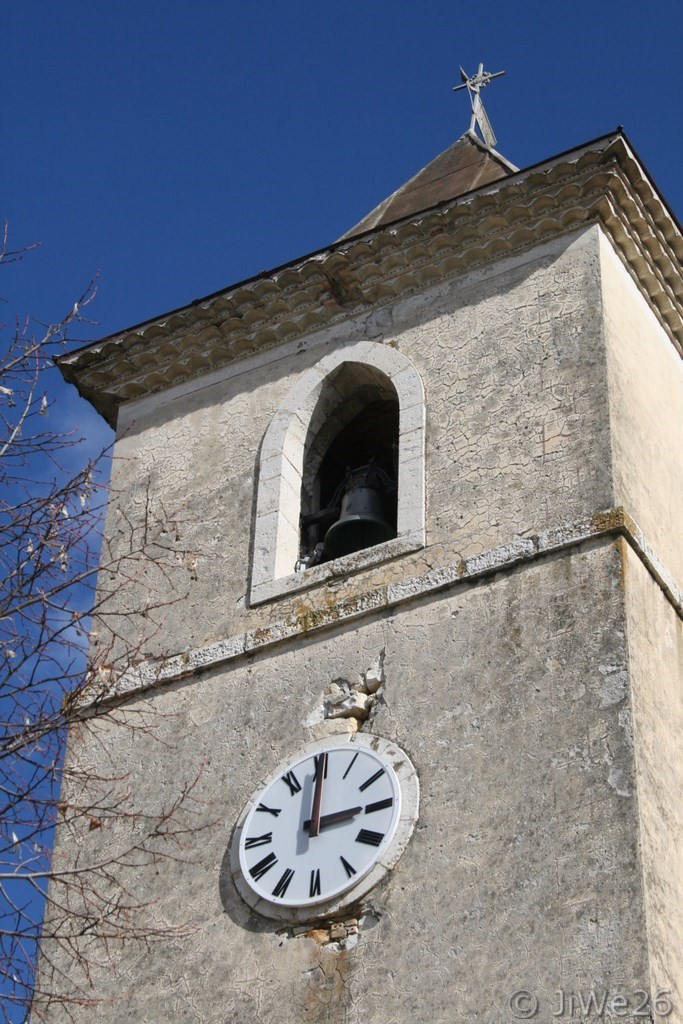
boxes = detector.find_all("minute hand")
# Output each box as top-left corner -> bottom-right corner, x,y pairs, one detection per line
303,806 -> 362,832
308,752 -> 327,838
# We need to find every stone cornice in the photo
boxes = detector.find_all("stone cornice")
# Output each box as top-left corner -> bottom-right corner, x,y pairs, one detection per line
76,507 -> 682,710
57,133 -> 683,426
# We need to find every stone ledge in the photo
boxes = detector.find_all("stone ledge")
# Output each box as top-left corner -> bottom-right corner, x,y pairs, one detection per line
80,507 -> 682,708
250,532 -> 426,605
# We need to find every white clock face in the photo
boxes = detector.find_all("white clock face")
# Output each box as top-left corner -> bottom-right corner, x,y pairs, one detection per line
237,743 -> 401,908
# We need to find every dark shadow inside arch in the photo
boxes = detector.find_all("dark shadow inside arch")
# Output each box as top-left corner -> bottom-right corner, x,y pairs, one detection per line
299,362 -> 399,566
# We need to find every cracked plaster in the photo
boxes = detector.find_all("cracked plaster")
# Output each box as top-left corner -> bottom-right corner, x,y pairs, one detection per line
45,542 -> 653,1023
92,227 -> 626,669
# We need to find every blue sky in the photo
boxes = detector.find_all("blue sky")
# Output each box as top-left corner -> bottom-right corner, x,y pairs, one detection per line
4,1 -> 682,453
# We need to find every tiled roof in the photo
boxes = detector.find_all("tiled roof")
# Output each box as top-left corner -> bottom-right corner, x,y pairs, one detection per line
57,132 -> 683,426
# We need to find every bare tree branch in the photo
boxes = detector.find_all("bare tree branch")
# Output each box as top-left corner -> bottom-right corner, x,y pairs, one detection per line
0,233 -> 216,1022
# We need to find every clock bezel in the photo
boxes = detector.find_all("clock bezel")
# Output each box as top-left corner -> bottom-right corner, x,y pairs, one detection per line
230,733 -> 419,923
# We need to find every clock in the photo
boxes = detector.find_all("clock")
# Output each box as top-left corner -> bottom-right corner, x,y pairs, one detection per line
231,734 -> 419,921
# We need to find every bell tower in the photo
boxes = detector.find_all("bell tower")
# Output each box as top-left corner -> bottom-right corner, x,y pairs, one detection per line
47,80 -> 683,1023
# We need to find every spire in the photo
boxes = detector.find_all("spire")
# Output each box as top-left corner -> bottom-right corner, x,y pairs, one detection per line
453,62 -> 506,148
339,61 -> 515,240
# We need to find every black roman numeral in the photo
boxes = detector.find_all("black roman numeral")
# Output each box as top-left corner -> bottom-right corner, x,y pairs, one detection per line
256,803 -> 281,817
250,852 -> 277,880
313,752 -> 328,780
309,868 -> 321,898
340,855 -> 356,878
282,770 -> 302,796
356,828 -> 384,847
272,868 -> 295,898
358,768 -> 385,792
365,797 -> 393,814
244,832 -> 272,849
342,751 -> 359,780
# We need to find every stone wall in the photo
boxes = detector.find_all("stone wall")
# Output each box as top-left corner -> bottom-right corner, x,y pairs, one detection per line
40,219 -> 683,1022
46,540 -> 649,1023
96,226 -> 610,665
601,232 -> 683,590
624,542 -> 683,1014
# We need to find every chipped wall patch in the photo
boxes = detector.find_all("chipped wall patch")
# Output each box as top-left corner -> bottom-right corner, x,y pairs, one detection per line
305,651 -> 386,739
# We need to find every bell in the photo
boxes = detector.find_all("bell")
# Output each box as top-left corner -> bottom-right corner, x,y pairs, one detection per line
324,465 -> 396,560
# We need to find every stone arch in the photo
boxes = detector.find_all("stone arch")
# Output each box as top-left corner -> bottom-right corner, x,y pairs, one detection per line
250,341 -> 425,604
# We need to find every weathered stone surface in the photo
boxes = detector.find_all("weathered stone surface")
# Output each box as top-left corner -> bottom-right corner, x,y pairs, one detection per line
601,232 -> 683,588
622,543 -> 683,1011
96,227 -> 615,665
44,542 -> 652,1022
323,688 -> 370,719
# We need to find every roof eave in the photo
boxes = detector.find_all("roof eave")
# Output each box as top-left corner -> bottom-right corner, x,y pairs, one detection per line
58,130 -> 683,427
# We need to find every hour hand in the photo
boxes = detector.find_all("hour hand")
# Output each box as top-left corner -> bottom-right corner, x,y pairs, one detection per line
303,806 -> 362,832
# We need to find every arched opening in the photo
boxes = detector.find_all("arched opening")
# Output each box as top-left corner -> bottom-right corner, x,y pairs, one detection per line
298,364 -> 399,566
250,341 -> 425,605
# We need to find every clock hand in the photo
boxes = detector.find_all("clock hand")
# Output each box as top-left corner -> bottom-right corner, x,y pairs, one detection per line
308,752 -> 327,838
303,806 -> 362,832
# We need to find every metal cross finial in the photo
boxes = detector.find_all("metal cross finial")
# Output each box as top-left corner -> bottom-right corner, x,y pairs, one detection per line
453,62 -> 505,148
